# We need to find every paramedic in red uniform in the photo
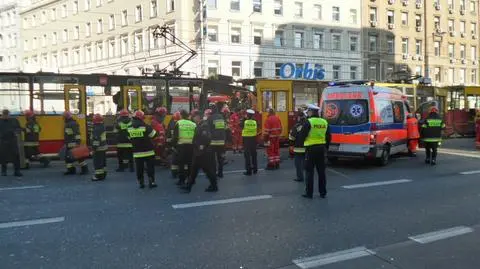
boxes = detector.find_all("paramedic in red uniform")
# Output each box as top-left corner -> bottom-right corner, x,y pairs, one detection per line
475,111 -> 480,149
229,108 -> 242,154
264,108 -> 282,170
406,113 -> 420,156
151,107 -> 167,165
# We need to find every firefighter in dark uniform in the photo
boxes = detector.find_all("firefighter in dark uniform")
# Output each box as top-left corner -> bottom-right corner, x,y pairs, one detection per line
180,110 -> 218,193
64,111 -> 88,175
0,109 -> 22,177
91,114 -> 107,181
241,109 -> 258,176
420,106 -> 445,165
167,111 -> 181,178
114,109 -> 134,172
207,103 -> 227,178
172,109 -> 196,186
289,110 -> 307,182
298,104 -> 331,199
23,110 -> 49,168
127,110 -> 157,189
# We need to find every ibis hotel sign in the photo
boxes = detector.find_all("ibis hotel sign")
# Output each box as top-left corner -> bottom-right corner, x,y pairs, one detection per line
279,63 -> 326,80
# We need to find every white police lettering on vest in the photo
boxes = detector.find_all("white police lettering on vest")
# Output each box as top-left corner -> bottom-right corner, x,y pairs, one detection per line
279,63 -> 326,80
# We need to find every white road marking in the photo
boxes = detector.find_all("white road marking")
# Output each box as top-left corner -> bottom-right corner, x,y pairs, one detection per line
436,149 -> 480,159
342,179 -> 412,189
408,226 -> 474,244
292,247 -> 376,268
460,170 -> 480,175
199,169 -> 265,176
326,168 -> 352,180
172,195 -> 273,209
0,217 -> 65,229
0,185 -> 44,191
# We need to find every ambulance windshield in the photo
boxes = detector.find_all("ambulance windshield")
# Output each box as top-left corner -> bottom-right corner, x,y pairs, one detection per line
322,99 -> 369,126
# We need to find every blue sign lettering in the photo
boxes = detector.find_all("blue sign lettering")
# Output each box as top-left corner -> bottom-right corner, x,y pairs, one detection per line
279,63 -> 325,80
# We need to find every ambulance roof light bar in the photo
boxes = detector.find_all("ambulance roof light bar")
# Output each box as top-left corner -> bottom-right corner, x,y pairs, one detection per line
328,80 -> 371,87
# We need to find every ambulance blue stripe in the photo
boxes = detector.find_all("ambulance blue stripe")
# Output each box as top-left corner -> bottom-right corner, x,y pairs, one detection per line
330,123 -> 404,133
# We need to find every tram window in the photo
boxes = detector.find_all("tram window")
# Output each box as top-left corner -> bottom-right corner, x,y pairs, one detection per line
86,86 -> 118,116
170,86 -> 190,113
293,86 -> 318,110
0,83 -> 30,114
36,84 -> 66,115
275,91 -> 287,112
262,91 -> 273,112
141,83 -> 166,114
127,90 -> 139,112
67,89 -> 81,115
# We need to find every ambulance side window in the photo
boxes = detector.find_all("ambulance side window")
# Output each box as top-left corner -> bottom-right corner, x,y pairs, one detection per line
392,101 -> 405,123
376,99 -> 394,124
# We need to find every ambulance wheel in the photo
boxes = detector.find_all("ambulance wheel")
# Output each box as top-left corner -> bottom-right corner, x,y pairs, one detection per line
376,146 -> 390,166
327,157 -> 339,165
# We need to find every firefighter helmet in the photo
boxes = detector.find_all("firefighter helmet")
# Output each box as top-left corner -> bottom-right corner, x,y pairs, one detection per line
155,107 -> 167,116
173,111 -> 181,121
119,109 -> 130,117
92,113 -> 104,124
134,110 -> 145,120
24,109 -> 35,118
63,111 -> 73,119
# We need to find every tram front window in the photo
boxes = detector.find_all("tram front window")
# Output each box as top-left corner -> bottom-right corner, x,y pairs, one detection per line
142,83 -> 166,114
262,91 -> 273,111
0,82 -> 30,114
169,81 -> 202,113
67,89 -> 81,115
86,86 -> 119,116
35,83 -> 65,115
293,87 -> 318,110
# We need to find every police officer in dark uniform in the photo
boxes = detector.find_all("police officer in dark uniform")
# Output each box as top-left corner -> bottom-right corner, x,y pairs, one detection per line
23,109 -> 49,168
91,114 -> 108,181
207,103 -> 227,178
114,109 -> 134,172
298,104 -> 331,199
289,110 -> 307,182
420,106 -> 445,165
172,110 -> 196,186
180,110 -> 218,193
167,111 -> 181,178
127,110 -> 157,189
0,109 -> 23,177
63,111 -> 89,175
241,109 -> 258,176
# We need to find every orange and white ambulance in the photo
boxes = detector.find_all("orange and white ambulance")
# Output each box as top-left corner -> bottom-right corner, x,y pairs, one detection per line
320,82 -> 410,165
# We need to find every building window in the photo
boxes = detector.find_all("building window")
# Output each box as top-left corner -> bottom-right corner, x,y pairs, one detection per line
471,69 -> 477,84
134,32 -> 143,52
208,60 -> 218,76
332,6 -> 340,22
471,1 -> 477,12
86,22 -> 91,37
167,0 -> 175,12
150,0 -> 157,17
314,33 -> 324,49
73,1 -> 78,14
294,32 -> 304,48
448,43 -> 455,57
97,0 -> 103,6
350,66 -> 357,80
460,44 -> 466,58
294,2 -> 303,17
96,42 -> 103,60
85,0 -> 91,10
414,66 -> 422,76
97,19 -> 103,33
401,12 -> 408,26
460,0 -> 466,10
50,8 -> 56,21
121,35 -> 128,55
62,50 -> 69,66
275,63 -> 283,76
448,0 -> 454,9
349,9 -> 357,24
349,36 -> 358,51
472,22 -> 477,35
415,14 -> 422,27
109,15 -> 115,30
274,0 -> 282,15
274,30 -> 284,47
415,40 -> 422,55
332,65 -> 341,80
448,19 -> 455,32
23,40 -> 28,51
208,0 -> 216,9
314,4 -> 322,20
459,69 -> 466,84
369,35 -> 377,52
109,39 -> 116,58
52,32 -> 57,45
136,5 -> 143,22
84,45 -> 91,62
253,30 -> 262,45
61,4 -> 67,18
207,26 -> 218,42
254,62 -> 263,77
73,48 -> 80,64
386,10 -> 394,24
231,61 -> 241,77
41,34 -> 47,47
231,28 -> 241,43
434,41 -> 440,56
253,0 -> 262,13
434,16 -> 440,29
62,29 -> 68,42
369,7 -> 377,22
74,26 -> 80,40
448,68 -> 455,83
231,0 -> 240,11
471,46 -> 477,60
387,36 -> 394,53
401,38 -> 408,54
332,34 -> 341,50
434,67 -> 441,82
122,10 -> 128,26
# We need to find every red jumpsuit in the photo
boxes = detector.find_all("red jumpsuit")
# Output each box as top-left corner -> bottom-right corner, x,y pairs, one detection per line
264,114 -> 282,168
406,116 -> 420,154
229,112 -> 242,152
475,117 -> 480,149
151,117 -> 166,163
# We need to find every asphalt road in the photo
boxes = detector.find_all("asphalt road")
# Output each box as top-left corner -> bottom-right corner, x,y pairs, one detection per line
1,145 -> 480,269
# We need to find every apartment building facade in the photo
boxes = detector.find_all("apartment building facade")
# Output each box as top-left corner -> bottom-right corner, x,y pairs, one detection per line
363,0 -> 479,86
0,0 -> 22,71
19,0 -> 362,80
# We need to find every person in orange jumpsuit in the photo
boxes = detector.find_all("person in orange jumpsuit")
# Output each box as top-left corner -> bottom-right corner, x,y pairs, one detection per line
229,108 -> 242,154
406,113 -> 420,156
264,108 -> 282,170
151,107 -> 167,165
